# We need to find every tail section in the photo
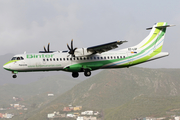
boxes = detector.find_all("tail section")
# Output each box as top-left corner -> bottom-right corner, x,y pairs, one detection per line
134,22 -> 174,52
127,22 -> 174,66
102,22 -> 174,68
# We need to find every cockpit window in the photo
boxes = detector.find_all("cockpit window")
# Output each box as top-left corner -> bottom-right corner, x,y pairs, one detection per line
11,56 -> 24,60
11,57 -> 16,60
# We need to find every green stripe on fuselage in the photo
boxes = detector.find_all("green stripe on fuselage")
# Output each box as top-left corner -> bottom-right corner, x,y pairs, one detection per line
66,26 -> 166,72
4,60 -> 19,66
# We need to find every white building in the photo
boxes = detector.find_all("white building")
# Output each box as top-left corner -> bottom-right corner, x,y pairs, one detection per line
48,94 -> 54,97
175,116 -> 180,120
67,114 -> 75,118
77,116 -> 84,120
94,111 -> 99,115
81,111 -> 93,115
47,113 -> 55,118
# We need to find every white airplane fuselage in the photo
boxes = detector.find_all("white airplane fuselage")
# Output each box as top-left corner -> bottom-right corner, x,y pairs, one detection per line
3,22 -> 173,78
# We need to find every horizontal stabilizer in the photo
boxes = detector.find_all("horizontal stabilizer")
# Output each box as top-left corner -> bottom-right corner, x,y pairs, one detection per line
146,24 -> 175,30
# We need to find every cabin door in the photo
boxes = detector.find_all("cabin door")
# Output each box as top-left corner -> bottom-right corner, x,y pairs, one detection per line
127,51 -> 133,65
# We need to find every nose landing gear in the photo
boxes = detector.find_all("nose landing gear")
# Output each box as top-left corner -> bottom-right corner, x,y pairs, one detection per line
12,74 -> 17,78
12,71 -> 18,78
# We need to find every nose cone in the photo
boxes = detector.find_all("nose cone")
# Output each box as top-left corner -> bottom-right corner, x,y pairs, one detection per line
3,63 -> 10,70
3,61 -> 13,71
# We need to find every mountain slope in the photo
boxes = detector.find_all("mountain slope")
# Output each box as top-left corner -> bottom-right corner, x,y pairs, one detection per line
0,74 -> 81,106
28,67 -> 180,120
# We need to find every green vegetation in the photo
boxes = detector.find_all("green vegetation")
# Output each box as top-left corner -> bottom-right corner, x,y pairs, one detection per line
0,74 -> 81,120
28,67 -> 180,120
2,67 -> 180,120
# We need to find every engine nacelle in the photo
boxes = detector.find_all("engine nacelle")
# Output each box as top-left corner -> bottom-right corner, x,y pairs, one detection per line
74,48 -> 93,56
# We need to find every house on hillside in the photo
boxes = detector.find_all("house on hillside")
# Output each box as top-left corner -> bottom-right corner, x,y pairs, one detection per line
63,107 -> 72,112
67,113 -> 75,118
77,116 -> 83,120
48,94 -> 54,97
77,116 -> 97,120
74,106 -> 82,111
81,111 -> 93,115
94,111 -> 99,115
2,113 -> 14,119
47,113 -> 55,118
0,113 -> 3,118
143,117 -> 166,120
174,116 -> 180,120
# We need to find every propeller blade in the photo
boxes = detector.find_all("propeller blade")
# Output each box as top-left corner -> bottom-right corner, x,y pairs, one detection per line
47,43 -> 50,52
44,46 -> 47,52
67,39 -> 76,57
67,44 -> 71,51
71,39 -> 73,50
73,47 -> 77,52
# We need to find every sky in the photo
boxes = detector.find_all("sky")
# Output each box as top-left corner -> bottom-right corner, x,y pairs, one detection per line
0,0 -> 180,68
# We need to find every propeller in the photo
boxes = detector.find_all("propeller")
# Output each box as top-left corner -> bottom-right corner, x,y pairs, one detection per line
44,43 -> 50,53
67,39 -> 77,57
39,43 -> 54,53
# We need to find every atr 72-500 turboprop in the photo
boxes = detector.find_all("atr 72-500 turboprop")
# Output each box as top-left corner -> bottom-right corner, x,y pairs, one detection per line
3,22 -> 174,78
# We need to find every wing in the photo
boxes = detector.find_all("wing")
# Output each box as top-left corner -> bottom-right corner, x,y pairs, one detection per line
87,40 -> 127,54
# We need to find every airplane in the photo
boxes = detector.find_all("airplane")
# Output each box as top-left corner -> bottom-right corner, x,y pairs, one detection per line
3,22 -> 174,78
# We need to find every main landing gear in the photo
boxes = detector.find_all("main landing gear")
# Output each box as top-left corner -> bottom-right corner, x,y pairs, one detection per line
72,69 -> 91,78
84,69 -> 91,77
72,72 -> 79,78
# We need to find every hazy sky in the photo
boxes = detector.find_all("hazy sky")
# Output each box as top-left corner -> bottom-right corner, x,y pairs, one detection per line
0,0 -> 180,68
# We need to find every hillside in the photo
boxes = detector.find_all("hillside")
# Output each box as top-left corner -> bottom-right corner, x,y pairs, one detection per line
28,67 -> 180,120
0,74 -> 81,120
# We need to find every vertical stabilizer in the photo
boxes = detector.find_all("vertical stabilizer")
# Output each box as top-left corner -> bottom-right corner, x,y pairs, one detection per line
134,22 -> 173,52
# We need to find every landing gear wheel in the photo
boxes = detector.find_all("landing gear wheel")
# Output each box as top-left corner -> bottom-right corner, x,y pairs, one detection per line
12,74 -> 17,78
72,72 -> 79,78
84,69 -> 91,77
